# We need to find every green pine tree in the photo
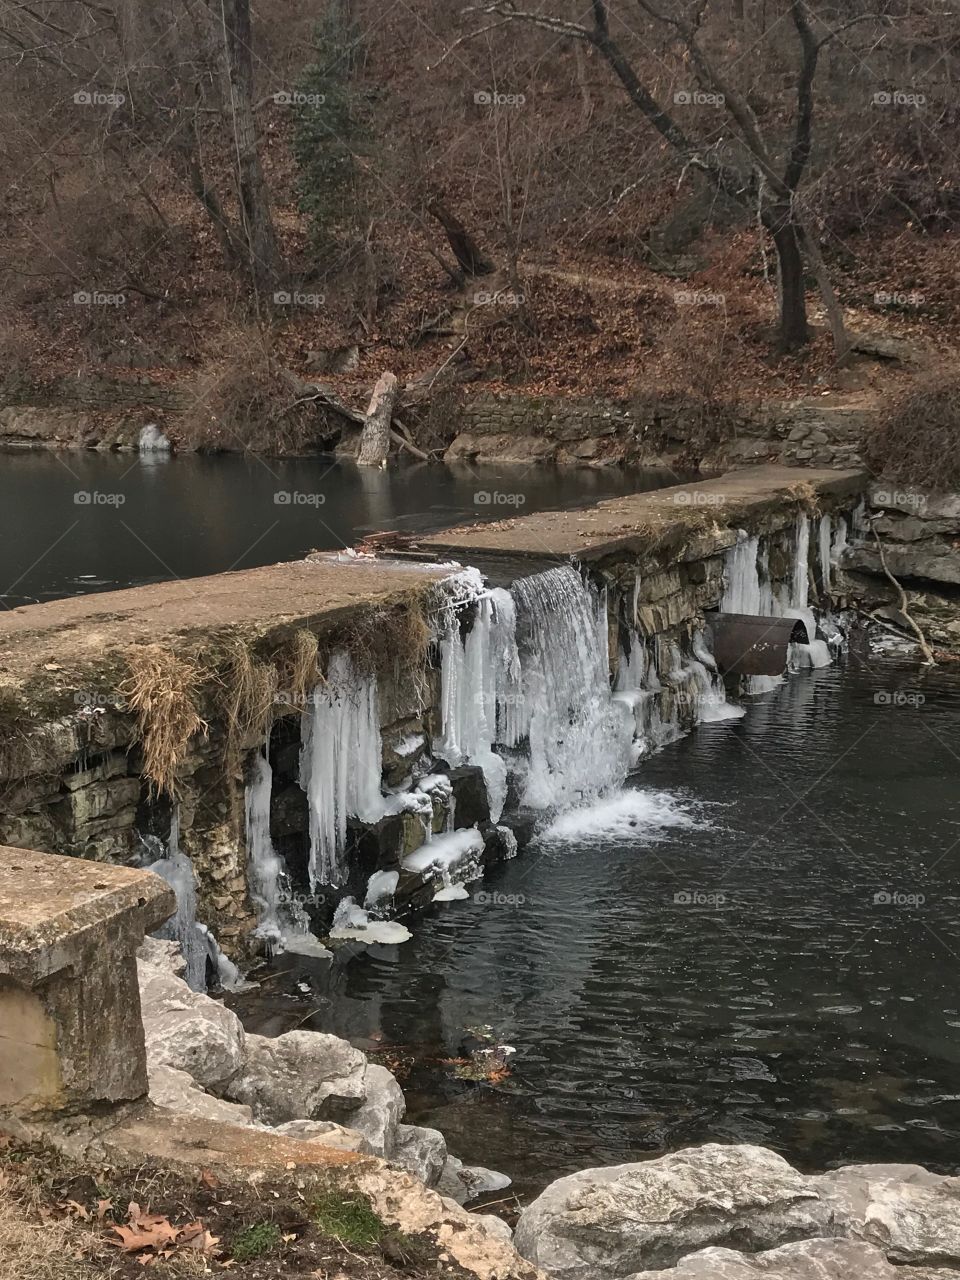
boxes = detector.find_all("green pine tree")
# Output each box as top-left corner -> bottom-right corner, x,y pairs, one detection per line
292,8 -> 372,249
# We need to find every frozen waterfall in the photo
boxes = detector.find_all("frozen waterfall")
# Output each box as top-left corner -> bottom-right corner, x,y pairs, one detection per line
720,515 -> 835,683
436,573 -> 519,820
299,651 -> 386,889
146,812 -> 240,992
245,749 -> 326,956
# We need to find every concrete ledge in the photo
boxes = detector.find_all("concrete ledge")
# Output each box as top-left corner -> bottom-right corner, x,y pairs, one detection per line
417,466 -> 867,564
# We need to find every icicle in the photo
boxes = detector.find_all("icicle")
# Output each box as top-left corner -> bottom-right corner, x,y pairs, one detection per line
818,513 -> 832,594
138,423 -> 172,454
147,812 -> 215,992
436,582 -> 516,820
299,651 -> 385,890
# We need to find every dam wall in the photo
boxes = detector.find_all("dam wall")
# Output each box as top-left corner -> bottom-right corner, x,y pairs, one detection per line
0,467 -> 866,975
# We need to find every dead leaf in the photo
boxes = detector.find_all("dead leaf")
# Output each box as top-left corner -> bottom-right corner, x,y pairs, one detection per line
200,1167 -> 219,1189
110,1216 -> 179,1253
179,1223 -> 220,1255
96,1199 -> 113,1221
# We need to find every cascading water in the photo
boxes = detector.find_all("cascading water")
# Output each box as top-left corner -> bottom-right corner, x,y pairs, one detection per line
512,566 -> 634,809
299,650 -> 386,889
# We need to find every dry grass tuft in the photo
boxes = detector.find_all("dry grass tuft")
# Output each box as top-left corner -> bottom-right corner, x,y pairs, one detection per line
0,1197 -> 93,1280
280,628 -> 321,710
120,644 -> 208,796
219,641 -> 279,753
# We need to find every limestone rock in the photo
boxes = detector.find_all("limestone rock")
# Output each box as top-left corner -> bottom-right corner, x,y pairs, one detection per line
224,1029 -> 366,1124
393,1123 -> 447,1186
811,1164 -> 960,1267
347,1063 -> 406,1156
137,936 -> 187,979
627,1237 -> 959,1279
514,1144 -> 827,1279
138,960 -> 245,1091
355,1163 -> 545,1280
271,1118 -> 373,1155
148,1065 -> 253,1126
472,1213 -> 514,1244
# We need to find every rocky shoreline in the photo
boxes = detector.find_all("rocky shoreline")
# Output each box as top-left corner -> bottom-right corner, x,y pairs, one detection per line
141,938 -> 960,1280
137,937 -> 512,1230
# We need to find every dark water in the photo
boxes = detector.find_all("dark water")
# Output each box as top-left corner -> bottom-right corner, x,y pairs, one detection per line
0,451 -> 677,606
236,658 -> 960,1199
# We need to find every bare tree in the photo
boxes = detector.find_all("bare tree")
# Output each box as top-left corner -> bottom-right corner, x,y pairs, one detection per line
218,0 -> 280,294
460,0 -> 858,356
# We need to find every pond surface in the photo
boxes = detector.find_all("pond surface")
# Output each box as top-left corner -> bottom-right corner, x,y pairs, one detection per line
235,657 -> 960,1200
0,451 -> 678,605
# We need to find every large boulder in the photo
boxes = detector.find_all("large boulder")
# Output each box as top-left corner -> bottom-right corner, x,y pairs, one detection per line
811,1164 -> 960,1267
627,1237 -> 960,1279
148,1065 -> 253,1127
138,936 -> 187,979
346,1063 -> 406,1156
514,1145 -> 828,1279
224,1030 -> 366,1124
138,959 -> 245,1091
393,1124 -> 448,1187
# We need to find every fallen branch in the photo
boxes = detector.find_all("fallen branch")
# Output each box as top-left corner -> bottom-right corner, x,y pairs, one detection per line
390,427 -> 432,461
868,518 -> 936,665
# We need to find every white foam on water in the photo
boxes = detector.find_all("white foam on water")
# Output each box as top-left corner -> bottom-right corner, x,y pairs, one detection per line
539,788 -> 708,845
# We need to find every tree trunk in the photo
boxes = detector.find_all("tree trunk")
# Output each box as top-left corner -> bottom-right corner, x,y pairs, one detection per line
768,211 -> 809,351
797,214 -> 852,363
427,199 -> 494,276
221,0 -> 279,294
358,372 -> 398,467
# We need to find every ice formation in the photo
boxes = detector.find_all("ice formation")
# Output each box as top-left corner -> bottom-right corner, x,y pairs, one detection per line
299,651 -> 386,888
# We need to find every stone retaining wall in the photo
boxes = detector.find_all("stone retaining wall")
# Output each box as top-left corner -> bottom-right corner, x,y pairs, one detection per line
447,391 -> 871,471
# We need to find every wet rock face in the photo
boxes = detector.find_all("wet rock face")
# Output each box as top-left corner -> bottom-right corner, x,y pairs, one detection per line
516,1145 -> 960,1280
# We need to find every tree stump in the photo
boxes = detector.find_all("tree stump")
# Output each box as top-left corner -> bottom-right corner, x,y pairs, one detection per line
358,371 -> 398,467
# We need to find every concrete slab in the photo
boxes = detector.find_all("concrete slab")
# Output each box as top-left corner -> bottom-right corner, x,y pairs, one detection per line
415,466 -> 866,563
0,845 -> 174,982
0,556 -> 450,686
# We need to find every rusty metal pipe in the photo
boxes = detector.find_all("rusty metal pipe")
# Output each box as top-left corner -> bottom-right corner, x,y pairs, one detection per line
705,612 -> 810,677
